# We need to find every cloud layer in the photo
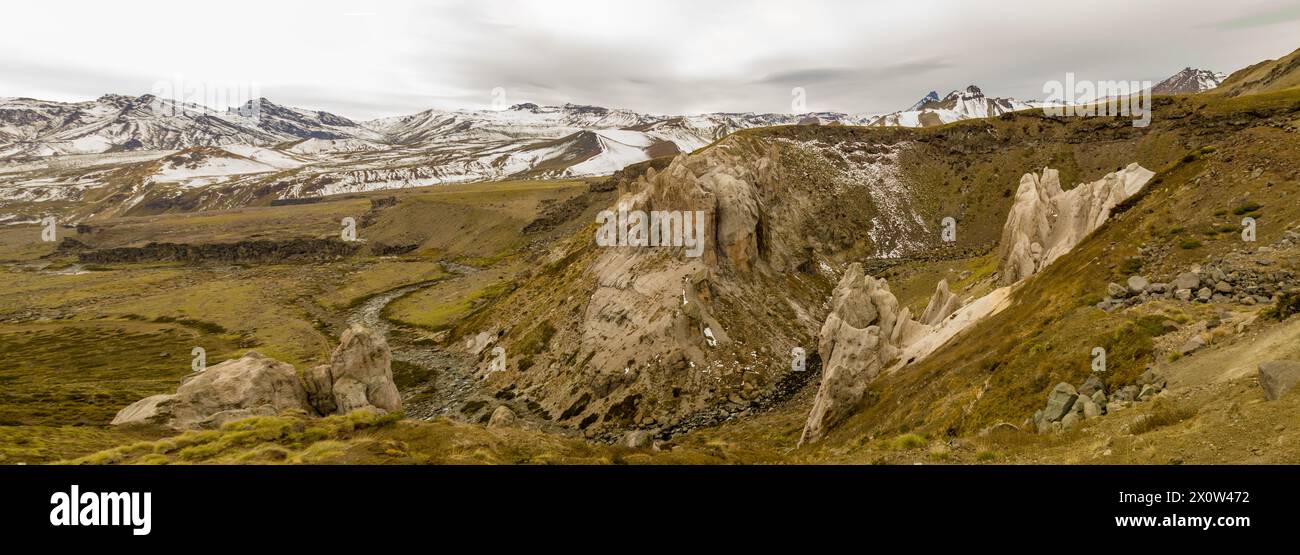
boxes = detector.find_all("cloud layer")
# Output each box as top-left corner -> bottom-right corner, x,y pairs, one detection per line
2,0 -> 1299,119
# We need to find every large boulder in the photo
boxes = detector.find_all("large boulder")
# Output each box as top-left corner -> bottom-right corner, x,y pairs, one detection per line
112,324 -> 402,430
330,324 -> 402,413
1127,276 -> 1150,294
1042,383 -> 1079,422
111,352 -> 312,430
1258,361 -> 1300,401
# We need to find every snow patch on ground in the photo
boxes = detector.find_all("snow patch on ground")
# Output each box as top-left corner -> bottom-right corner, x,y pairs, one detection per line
781,139 -> 929,258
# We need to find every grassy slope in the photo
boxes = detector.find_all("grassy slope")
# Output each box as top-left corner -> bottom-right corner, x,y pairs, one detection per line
0,179 -> 587,463
16,89 -> 1300,465
689,89 -> 1300,463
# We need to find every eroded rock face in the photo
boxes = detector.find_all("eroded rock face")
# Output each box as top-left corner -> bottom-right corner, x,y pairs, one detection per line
111,352 -> 312,430
800,263 -> 902,445
998,164 -> 1155,285
330,324 -> 401,413
918,279 -> 961,326
799,267 -> 979,444
303,364 -> 336,415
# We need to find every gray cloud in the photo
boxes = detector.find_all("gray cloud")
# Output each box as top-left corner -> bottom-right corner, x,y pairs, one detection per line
2,0 -> 1298,119
1203,3 -> 1300,29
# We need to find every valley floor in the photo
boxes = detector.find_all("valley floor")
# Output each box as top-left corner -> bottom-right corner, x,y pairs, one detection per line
4,89 -> 1300,465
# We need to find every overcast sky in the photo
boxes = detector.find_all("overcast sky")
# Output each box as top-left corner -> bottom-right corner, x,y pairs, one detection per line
2,0 -> 1299,119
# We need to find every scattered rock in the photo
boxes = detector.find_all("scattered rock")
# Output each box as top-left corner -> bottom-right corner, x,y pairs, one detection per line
112,324 -> 401,430
1043,383 -> 1079,422
1082,397 -> 1102,419
1178,336 -> 1206,356
302,364 -> 336,415
1138,384 -> 1160,401
330,324 -> 402,413
1137,369 -> 1167,389
1091,389 -> 1108,408
621,429 -> 655,449
1078,375 -> 1106,397
1173,272 -> 1200,291
1127,275 -> 1149,294
1108,282 -> 1129,298
1258,360 -> 1300,401
487,405 -> 518,428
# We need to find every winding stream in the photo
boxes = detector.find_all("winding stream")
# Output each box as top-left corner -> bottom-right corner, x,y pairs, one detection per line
343,267 -> 479,421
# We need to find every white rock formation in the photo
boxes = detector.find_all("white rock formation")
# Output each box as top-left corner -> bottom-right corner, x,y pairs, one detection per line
795,265 -> 972,444
329,324 -> 402,413
999,163 -> 1155,285
111,352 -> 312,430
801,163 -> 1154,443
801,263 -> 902,444
918,279 -> 961,326
113,324 -> 401,430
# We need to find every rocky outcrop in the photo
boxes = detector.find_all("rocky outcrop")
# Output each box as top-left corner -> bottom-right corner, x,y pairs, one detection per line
800,163 -> 1155,443
800,263 -> 903,444
800,266 -> 983,444
111,352 -> 312,430
329,324 -> 402,413
1258,361 -> 1300,401
1096,228 -> 1300,312
999,164 -> 1154,285
78,238 -> 360,265
918,279 -> 961,326
112,325 -> 401,430
1029,370 -> 1166,433
302,364 -> 336,415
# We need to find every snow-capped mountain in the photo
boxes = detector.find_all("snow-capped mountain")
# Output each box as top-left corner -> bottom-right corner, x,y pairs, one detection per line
0,87 -> 1040,222
907,91 -> 941,111
867,85 -> 1033,127
0,94 -> 381,159
1151,67 -> 1227,94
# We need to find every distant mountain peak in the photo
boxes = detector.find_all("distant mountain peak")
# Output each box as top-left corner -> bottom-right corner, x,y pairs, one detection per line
1152,67 -> 1226,94
944,85 -> 985,101
908,91 -> 941,111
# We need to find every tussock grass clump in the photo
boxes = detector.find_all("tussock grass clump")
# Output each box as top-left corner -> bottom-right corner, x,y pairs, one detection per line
1129,400 -> 1197,435
889,433 -> 927,450
1232,201 -> 1262,215
1265,290 -> 1300,320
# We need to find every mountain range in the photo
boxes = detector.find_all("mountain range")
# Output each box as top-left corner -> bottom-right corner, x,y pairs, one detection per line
0,67 -> 1228,221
